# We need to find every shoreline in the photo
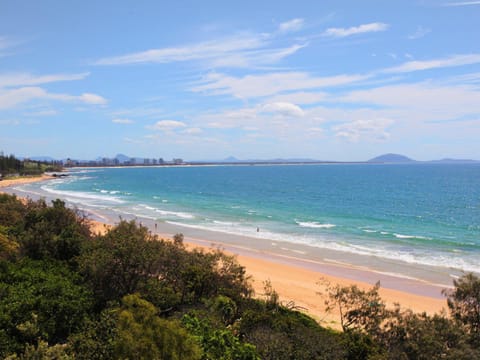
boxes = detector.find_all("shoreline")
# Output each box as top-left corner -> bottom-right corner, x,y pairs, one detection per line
2,176 -> 449,326
0,174 -> 54,188
88,218 -> 447,326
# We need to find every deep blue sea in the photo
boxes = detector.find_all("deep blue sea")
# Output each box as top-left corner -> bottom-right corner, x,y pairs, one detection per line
15,164 -> 480,275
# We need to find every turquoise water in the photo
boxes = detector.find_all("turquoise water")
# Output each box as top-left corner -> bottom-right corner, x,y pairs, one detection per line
16,164 -> 480,274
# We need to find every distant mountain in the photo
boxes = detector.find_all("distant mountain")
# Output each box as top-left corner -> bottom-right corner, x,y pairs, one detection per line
368,153 -> 416,163
27,156 -> 57,162
115,154 -> 131,164
223,156 -> 240,162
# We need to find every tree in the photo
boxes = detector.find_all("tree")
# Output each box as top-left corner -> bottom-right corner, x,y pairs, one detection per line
182,313 -> 259,360
0,259 -> 93,357
68,309 -> 118,360
380,307 -> 480,359
0,231 -> 19,260
78,220 -> 160,307
322,280 -> 387,336
4,340 -> 73,360
444,273 -> 480,345
113,294 -> 202,360
20,199 -> 91,262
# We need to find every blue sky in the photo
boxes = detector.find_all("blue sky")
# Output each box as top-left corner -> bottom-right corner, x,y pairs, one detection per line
1,0 -> 479,161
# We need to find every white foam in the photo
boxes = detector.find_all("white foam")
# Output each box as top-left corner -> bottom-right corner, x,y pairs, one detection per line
155,209 -> 194,219
296,221 -> 336,229
213,220 -> 239,226
137,204 -> 195,219
164,220 -> 480,274
40,185 -> 124,203
393,233 -> 431,240
280,247 -> 309,255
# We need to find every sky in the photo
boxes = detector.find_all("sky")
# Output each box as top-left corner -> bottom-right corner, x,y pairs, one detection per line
1,0 -> 479,161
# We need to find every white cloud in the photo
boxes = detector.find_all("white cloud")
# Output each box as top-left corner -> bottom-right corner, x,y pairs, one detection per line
148,120 -> 187,131
112,118 -> 134,124
0,71 -> 104,110
0,119 -> 21,126
0,86 -> 107,109
202,108 -> 257,129
24,109 -> 58,117
192,71 -> 369,98
334,118 -> 394,142
210,43 -> 305,68
95,28 -> 306,69
306,127 -> 324,139
0,87 -> 48,109
0,72 -> 89,88
408,26 -> 431,40
340,82 -> 480,114
443,1 -> 480,6
448,72 -> 480,83
95,35 -> 267,65
267,91 -> 328,105
278,18 -> 305,33
0,36 -> 12,50
0,36 -> 20,57
382,54 -> 480,73
260,102 -> 304,117
112,106 -> 165,118
323,22 -> 389,38
182,127 -> 203,134
78,93 -> 107,105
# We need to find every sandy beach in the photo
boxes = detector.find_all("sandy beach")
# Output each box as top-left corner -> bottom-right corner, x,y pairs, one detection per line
5,176 -> 448,329
0,174 -> 54,188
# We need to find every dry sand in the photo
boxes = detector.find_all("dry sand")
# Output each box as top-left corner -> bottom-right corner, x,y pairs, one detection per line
0,174 -> 54,188
181,239 -> 447,328
3,176 -> 448,329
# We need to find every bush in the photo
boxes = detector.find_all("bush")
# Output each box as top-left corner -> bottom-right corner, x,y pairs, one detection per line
0,259 -> 93,357
444,273 -> 480,346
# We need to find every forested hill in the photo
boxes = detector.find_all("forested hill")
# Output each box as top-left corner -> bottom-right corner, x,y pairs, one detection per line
0,193 -> 479,359
0,153 -> 62,177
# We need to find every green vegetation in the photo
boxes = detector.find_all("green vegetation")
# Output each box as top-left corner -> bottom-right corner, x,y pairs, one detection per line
0,153 -> 62,177
0,193 -> 479,359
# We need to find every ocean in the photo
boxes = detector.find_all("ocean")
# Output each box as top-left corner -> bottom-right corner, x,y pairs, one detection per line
10,163 -> 480,286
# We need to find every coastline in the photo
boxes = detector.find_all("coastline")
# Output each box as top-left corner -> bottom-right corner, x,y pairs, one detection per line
89,219 -> 447,326
0,174 -> 54,188
3,175 -> 448,327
